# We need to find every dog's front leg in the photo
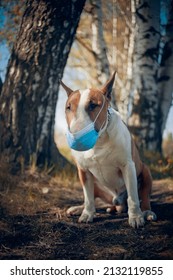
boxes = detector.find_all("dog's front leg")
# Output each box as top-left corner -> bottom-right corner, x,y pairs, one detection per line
77,168 -> 95,223
122,161 -> 144,228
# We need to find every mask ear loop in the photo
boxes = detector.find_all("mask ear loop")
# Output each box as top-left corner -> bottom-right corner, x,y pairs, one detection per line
93,95 -> 106,124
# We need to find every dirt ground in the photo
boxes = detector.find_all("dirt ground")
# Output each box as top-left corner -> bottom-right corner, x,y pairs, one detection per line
0,169 -> 173,260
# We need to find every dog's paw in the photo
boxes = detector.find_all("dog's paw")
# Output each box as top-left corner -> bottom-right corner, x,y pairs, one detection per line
142,210 -> 157,221
66,205 -> 83,216
78,210 -> 94,223
128,213 -> 145,228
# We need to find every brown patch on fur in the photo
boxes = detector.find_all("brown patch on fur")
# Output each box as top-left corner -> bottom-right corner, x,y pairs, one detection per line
131,137 -> 143,176
94,180 -> 126,213
94,181 -> 113,204
77,166 -> 87,185
65,90 -> 81,128
138,164 -> 152,211
131,137 -> 152,211
60,81 -> 73,96
87,89 -> 109,131
100,71 -> 116,100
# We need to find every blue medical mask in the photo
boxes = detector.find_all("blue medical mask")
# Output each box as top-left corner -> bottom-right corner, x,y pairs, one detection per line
66,97 -> 106,151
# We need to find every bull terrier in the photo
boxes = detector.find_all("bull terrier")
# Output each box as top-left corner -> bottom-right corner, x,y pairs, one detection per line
59,72 -> 156,228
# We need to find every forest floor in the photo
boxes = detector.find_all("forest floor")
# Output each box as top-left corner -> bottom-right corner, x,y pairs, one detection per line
0,165 -> 173,260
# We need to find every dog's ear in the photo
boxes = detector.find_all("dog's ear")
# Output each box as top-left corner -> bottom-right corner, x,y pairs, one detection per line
100,71 -> 116,100
60,81 -> 73,97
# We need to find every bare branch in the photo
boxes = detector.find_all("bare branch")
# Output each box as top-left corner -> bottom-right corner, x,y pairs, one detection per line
76,36 -> 95,56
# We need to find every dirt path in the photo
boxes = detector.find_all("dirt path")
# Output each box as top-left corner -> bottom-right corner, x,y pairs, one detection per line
0,175 -> 173,260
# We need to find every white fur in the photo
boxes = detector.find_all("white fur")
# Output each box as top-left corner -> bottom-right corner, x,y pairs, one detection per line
70,89 -> 91,133
71,108 -> 144,227
78,171 -> 95,223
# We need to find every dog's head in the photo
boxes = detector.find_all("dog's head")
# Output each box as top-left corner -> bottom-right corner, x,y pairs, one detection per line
61,72 -> 116,134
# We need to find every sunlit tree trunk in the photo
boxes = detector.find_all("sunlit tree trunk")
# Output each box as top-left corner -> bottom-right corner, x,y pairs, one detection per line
128,0 -> 161,151
0,0 -> 85,167
91,0 -> 117,107
126,0 -> 136,121
91,0 -> 110,84
112,0 -> 133,120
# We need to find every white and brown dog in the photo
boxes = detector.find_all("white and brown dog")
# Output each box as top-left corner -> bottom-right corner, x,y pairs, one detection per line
60,72 -> 156,228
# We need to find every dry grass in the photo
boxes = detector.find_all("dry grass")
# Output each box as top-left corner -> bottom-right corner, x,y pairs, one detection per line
0,164 -> 79,216
0,154 -> 173,260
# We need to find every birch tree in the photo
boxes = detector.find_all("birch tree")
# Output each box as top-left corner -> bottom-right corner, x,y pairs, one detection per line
0,0 -> 86,167
128,0 -> 173,153
128,0 -> 161,151
158,0 -> 173,147
117,0 -> 135,121
90,0 -> 110,84
90,0 -> 117,107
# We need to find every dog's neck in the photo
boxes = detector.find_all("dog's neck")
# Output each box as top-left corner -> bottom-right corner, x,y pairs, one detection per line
95,107 -> 115,143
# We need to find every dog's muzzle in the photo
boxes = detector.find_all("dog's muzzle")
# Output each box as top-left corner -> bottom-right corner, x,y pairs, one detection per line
66,106 -> 114,152
66,122 -> 99,151
66,97 -> 113,151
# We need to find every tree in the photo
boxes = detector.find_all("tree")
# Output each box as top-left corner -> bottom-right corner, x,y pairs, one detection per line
0,77 -> 2,93
0,0 -> 86,167
158,0 -> 173,148
1,0 -> 172,157
128,0 -> 161,151
0,0 -> 24,48
90,0 -> 118,108
128,0 -> 173,153
70,0 -> 112,86
90,0 -> 110,84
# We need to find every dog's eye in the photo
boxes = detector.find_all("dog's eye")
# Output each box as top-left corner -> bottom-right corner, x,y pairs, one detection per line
88,102 -> 98,111
66,104 -> 71,111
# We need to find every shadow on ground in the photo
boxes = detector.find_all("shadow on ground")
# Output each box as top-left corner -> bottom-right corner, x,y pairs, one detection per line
0,174 -> 173,260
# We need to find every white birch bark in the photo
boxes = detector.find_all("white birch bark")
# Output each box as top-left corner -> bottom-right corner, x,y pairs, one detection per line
91,0 -> 110,84
126,0 -> 136,120
90,0 -> 117,108
128,0 -> 161,151
112,0 -> 134,121
112,0 -> 117,69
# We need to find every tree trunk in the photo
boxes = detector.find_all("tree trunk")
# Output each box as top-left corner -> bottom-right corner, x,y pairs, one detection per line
91,0 -> 110,84
158,0 -> 173,139
125,0 -> 136,121
90,0 -> 117,108
0,77 -> 2,94
128,0 -> 161,151
118,0 -> 135,122
0,0 -> 85,167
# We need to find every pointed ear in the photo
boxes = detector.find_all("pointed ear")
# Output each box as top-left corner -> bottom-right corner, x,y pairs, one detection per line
60,81 -> 73,97
100,71 -> 116,100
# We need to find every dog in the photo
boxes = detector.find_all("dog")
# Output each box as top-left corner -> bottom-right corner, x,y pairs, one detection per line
59,72 -> 156,228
